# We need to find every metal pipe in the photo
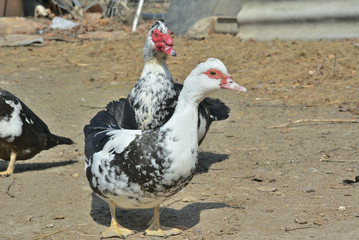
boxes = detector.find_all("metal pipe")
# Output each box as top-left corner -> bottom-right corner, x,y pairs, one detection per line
132,0 -> 144,32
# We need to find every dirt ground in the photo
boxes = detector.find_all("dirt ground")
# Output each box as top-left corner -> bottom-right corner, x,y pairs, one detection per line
1,23 -> 359,240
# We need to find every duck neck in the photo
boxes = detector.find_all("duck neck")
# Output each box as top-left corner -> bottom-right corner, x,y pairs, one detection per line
143,42 -> 168,64
141,54 -> 170,79
163,84 -> 202,144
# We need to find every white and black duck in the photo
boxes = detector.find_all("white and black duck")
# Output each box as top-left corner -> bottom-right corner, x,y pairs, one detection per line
84,58 -> 247,238
98,20 -> 231,144
0,88 -> 73,176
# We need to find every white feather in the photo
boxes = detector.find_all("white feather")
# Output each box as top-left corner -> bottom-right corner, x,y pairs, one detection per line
102,129 -> 142,154
0,100 -> 23,142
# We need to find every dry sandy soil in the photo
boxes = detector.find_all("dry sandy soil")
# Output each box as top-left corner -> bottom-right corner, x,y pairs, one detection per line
1,23 -> 359,240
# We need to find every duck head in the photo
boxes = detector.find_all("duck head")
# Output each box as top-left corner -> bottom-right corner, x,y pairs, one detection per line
145,20 -> 177,58
184,58 -> 247,99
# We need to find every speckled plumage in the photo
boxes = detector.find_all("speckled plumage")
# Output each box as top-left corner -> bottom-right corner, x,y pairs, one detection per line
84,59 -> 247,238
128,64 -> 178,130
128,20 -> 178,130
85,126 -> 196,209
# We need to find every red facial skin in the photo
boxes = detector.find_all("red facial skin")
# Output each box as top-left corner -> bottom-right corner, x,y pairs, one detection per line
204,69 -> 247,92
151,29 -> 176,56
204,69 -> 229,83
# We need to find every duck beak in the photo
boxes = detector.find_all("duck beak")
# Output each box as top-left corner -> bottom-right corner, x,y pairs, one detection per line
152,29 -> 177,56
154,42 -> 177,56
163,46 -> 177,56
220,77 -> 247,92
162,30 -> 176,56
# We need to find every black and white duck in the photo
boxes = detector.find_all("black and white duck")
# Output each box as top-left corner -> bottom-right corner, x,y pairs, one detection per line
0,88 -> 73,176
84,58 -> 247,238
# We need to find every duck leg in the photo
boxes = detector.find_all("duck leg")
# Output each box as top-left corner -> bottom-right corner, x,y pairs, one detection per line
0,151 -> 17,177
145,205 -> 182,237
101,200 -> 135,238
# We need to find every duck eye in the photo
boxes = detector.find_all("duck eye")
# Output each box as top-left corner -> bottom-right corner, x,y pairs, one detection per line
209,71 -> 217,76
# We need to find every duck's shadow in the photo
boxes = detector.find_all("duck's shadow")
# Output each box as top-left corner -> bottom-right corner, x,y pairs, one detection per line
196,152 -> 229,174
0,159 -> 77,173
90,193 -> 243,232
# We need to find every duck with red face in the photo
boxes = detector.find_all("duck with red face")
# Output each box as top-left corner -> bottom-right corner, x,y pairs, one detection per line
142,20 -> 177,61
151,28 -> 176,56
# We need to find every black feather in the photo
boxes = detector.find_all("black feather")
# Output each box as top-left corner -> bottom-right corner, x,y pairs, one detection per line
84,98 -> 137,158
202,97 -> 230,121
0,88 -> 73,162
106,99 -> 137,129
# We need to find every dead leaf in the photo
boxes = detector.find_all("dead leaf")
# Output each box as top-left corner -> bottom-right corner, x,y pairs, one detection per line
313,219 -> 323,226
280,128 -> 290,133
292,83 -> 300,88
72,173 -> 79,178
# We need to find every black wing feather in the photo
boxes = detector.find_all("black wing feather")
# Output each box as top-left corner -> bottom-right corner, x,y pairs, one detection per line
0,88 -> 51,134
84,98 -> 137,158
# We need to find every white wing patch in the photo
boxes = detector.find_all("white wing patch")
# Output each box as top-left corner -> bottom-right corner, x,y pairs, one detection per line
102,129 -> 142,154
0,100 -> 23,142
85,128 -> 146,207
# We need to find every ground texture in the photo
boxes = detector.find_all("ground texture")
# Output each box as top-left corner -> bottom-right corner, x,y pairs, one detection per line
1,26 -> 359,240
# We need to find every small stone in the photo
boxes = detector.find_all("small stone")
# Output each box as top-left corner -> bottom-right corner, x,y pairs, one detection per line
338,206 -> 346,211
310,168 -> 318,173
294,217 -> 307,224
72,173 -> 79,178
305,186 -> 316,193
266,207 -> 276,212
182,196 -> 197,202
313,219 -> 323,226
256,186 -> 277,192
201,192 -> 210,196
8,220 -> 16,225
